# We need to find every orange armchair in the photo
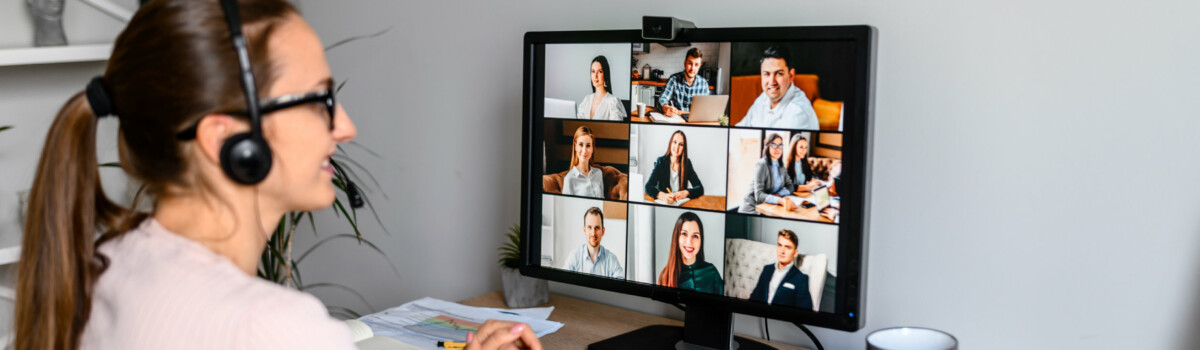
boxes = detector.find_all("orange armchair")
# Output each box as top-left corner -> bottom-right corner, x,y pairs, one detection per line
542,165 -> 629,200
729,74 -> 841,130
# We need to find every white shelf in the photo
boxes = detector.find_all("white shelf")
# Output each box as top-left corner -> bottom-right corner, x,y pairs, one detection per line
0,246 -> 18,265
0,44 -> 112,67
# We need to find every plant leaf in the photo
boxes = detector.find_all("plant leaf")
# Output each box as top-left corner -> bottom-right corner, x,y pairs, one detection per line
324,27 -> 392,52
339,142 -> 382,159
331,153 -> 384,194
301,282 -> 375,310
295,233 -> 402,281
330,198 -> 361,239
325,305 -> 363,320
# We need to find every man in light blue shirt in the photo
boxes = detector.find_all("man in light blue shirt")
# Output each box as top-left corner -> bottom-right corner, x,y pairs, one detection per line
563,207 -> 625,279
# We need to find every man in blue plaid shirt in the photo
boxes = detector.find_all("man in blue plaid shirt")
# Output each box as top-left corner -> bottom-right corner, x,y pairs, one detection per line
659,47 -> 711,120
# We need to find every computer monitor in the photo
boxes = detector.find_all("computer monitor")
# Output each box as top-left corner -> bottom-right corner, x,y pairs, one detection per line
521,25 -> 874,349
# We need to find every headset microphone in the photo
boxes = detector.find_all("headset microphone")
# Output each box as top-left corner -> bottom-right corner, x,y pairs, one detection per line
330,159 -> 364,209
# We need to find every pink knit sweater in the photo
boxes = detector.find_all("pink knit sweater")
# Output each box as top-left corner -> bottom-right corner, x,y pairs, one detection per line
80,219 -> 356,349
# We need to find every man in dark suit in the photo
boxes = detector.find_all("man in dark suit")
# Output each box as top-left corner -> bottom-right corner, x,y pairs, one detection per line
749,229 -> 812,309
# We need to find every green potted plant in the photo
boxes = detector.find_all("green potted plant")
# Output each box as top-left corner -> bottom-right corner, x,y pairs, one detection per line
498,224 -> 548,308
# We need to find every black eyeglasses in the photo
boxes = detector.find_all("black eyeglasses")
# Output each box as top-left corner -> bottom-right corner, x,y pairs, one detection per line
177,87 -> 337,140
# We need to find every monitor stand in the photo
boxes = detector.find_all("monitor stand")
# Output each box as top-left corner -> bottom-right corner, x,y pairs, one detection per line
587,305 -> 775,350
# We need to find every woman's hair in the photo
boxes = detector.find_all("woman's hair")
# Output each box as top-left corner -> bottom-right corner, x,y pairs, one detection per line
590,55 -> 612,94
16,1 -> 297,349
568,125 -> 597,170
784,134 -> 813,182
761,133 -> 785,165
660,130 -> 688,191
657,211 -> 704,288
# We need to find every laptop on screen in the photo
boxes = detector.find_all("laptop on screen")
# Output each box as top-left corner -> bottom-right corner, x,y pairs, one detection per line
544,98 -> 576,119
685,95 -> 728,122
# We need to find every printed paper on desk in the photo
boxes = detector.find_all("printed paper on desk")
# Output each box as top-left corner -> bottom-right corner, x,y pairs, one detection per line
648,112 -> 685,123
654,197 -> 690,206
477,306 -> 555,320
358,297 -> 563,350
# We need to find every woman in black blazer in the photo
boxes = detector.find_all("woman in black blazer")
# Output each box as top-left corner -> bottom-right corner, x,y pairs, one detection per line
645,130 -> 704,204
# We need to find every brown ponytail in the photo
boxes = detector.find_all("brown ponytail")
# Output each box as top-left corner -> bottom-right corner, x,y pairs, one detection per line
16,93 -> 130,350
14,1 -> 297,349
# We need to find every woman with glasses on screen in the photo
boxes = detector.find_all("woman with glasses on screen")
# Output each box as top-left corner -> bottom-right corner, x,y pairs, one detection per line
562,125 -> 605,198
785,134 -> 821,193
14,1 -> 540,349
657,212 -> 723,295
644,130 -> 704,204
576,55 -> 626,121
740,133 -> 798,214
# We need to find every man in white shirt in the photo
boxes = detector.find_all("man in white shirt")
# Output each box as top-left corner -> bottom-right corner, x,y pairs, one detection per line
563,207 -> 625,279
736,46 -> 819,130
748,229 -> 812,308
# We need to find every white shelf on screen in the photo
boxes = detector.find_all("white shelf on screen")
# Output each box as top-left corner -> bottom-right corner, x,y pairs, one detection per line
0,43 -> 112,67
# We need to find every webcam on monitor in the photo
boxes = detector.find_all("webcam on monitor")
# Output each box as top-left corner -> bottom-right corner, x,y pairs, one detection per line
641,16 -> 695,41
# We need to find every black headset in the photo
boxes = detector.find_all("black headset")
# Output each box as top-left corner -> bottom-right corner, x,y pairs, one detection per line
218,0 -> 272,185
217,0 -> 363,208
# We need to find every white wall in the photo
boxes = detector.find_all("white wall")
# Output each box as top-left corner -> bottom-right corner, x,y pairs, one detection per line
633,124 -> 728,199
544,43 -> 631,104
1,0 -> 1197,349
287,0 -> 1200,348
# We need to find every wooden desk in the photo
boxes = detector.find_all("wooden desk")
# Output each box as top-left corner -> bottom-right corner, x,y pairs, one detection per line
751,191 -> 834,222
632,79 -> 716,90
460,291 -> 804,349
630,107 -> 721,125
643,194 -> 727,211
631,79 -> 667,87
630,116 -> 721,126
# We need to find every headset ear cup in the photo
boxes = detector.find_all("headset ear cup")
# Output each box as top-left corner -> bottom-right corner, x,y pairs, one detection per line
220,132 -> 273,185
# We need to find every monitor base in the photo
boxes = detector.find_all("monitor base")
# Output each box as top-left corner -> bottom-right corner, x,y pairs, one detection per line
588,325 -> 776,350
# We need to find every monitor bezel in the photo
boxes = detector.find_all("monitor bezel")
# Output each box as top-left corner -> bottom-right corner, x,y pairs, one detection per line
520,25 -> 874,332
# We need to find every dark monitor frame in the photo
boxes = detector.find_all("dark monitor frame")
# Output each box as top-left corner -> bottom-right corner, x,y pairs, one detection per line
519,25 -> 875,332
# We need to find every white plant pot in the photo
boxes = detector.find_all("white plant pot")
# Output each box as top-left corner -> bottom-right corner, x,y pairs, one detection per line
500,267 -> 548,308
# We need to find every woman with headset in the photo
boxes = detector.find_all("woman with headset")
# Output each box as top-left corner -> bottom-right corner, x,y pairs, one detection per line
15,1 -> 541,349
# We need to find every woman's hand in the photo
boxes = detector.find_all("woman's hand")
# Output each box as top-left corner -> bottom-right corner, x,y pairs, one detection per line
657,192 -> 676,204
465,320 -> 542,350
675,190 -> 689,200
782,198 -> 797,211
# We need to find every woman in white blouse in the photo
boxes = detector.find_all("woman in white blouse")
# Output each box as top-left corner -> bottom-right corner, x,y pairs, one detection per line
562,126 -> 606,197
576,55 -> 626,121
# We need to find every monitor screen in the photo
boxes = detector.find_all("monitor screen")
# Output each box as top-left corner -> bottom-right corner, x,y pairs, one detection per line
521,26 -> 873,332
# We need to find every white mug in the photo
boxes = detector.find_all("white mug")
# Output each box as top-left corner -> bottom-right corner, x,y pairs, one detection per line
637,102 -> 646,117
867,327 -> 957,350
